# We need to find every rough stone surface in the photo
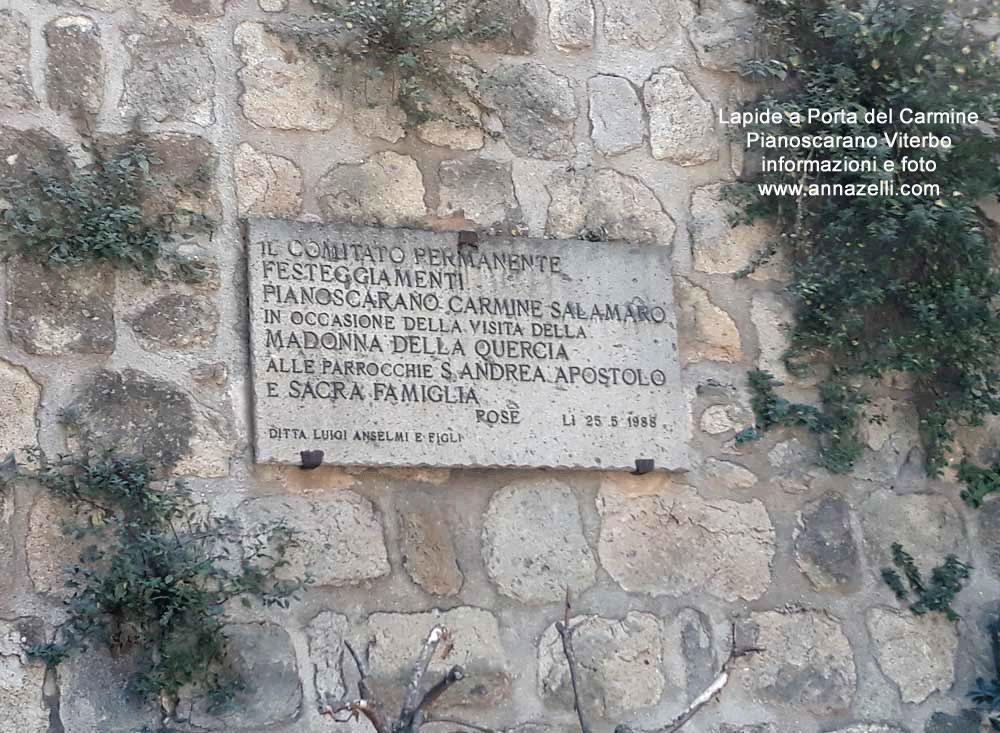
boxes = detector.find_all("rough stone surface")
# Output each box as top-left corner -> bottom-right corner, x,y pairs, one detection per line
603,0 -> 677,48
235,22 -> 341,130
700,403 -> 751,435
539,612 -> 665,718
417,120 -> 484,150
121,24 -> 214,126
475,63 -> 577,159
587,75 -> 643,156
239,493 -> 389,586
0,128 -> 67,179
866,608 -> 958,703
481,0 -> 537,54
860,490 -> 966,572
546,167 -> 675,246
856,397 -> 922,481
549,0 -> 594,49
690,183 -> 773,274
259,0 -> 287,9
437,158 -> 520,231
7,260 -> 115,355
794,493 -> 861,591
367,607 -> 508,709
190,623 -> 301,729
702,458 -> 758,489
354,105 -> 407,143
168,0 -> 225,15
234,143 -> 303,217
736,610 -> 856,714
0,11 -> 34,111
924,711 -> 982,733
58,641 -> 157,732
644,68 -> 717,166
676,280 -> 743,363
25,492 -> 85,595
688,3 -> 756,72
318,152 -> 426,227
0,359 -> 39,463
0,618 -> 47,733
482,480 -> 596,603
129,294 -> 217,350
597,483 -> 774,601
397,493 -> 464,596
306,611 -> 351,706
668,607 -> 717,699
751,291 -> 795,381
975,497 -> 1000,578
45,16 -> 103,115
824,727 -> 907,733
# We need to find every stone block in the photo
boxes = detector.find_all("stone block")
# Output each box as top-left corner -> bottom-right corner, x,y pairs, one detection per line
417,119 -> 485,150
668,607 -> 717,699
793,493 -> 861,591
0,128 -> 68,179
689,2 -> 755,72
644,67 -> 717,166
750,291 -> 795,382
860,490 -> 967,573
699,404 -> 752,435
128,293 -> 217,350
867,607 -> 957,703
597,482 -> 774,601
924,710 -> 982,733
436,158 -> 521,232
689,183 -> 775,274
482,480 -> 596,603
0,359 -> 40,463
6,260 -> 115,355
306,611 -> 351,707
45,16 -> 103,116
239,493 -> 389,586
0,618 -> 48,733
587,75 -> 643,155
234,143 -> 302,218
397,493 -> 464,596
702,458 -> 758,489
318,152 -> 426,227
58,643 -> 157,732
676,279 -> 743,363
549,0 -> 594,49
0,11 -> 35,111
604,0 -> 677,49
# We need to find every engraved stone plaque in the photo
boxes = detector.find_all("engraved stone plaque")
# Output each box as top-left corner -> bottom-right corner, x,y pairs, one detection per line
247,219 -> 689,471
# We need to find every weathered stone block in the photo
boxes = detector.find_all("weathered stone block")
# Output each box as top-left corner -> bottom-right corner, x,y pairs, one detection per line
306,611 -> 350,707
860,490 -> 967,572
480,0 -> 537,54
318,152 -> 426,227
167,0 -> 225,16
0,359 -> 40,463
436,158 -> 520,232
604,0 -> 677,49
644,67 -> 717,166
793,493 -> 861,591
676,280 -> 743,363
751,291 -> 795,381
546,168 -> 675,246
668,607 -> 717,699
239,493 -> 389,586
539,612 -> 665,719
475,64 -> 576,159
121,24 -> 214,126
26,491 -> 88,595
549,0 -> 594,49
417,119 -> 484,150
235,22 -> 341,130
58,642 -> 158,732
0,128 -> 67,179
128,293 -> 217,350
597,482 -> 774,601
482,480 -> 596,603
587,75 -> 643,155
735,610 -> 856,714
690,183 -> 774,274
45,16 -> 103,116
924,710 -> 981,733
397,493 -> 464,596
699,404 -> 752,435
0,618 -> 48,733
0,11 -> 35,111
856,397 -> 922,481
702,458 -> 758,489
825,726 -> 907,733
234,143 -> 302,217
689,1 -> 755,72
6,260 -> 115,355
867,607 -> 957,703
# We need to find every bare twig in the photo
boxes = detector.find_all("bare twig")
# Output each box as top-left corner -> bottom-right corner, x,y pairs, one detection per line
396,625 -> 448,733
423,716 -> 495,733
340,640 -> 391,733
555,588 -> 592,733
416,665 -> 465,713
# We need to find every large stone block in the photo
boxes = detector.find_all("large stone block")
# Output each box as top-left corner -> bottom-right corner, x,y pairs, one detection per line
0,618 -> 48,733
45,16 -> 103,116
750,291 -> 795,382
860,490 -> 967,573
0,11 -> 35,111
604,0 -> 679,48
867,607 -> 957,703
436,158 -> 521,232
690,183 -> 775,274
396,493 -> 464,596
482,480 -> 596,603
318,152 -> 426,227
735,610 -> 856,714
675,279 -> 743,363
121,24 -> 214,126
0,359 -> 40,463
597,482 -> 774,601
6,260 -> 115,355
644,67 -> 717,166
234,22 -> 341,130
546,168 -> 675,246
58,642 -> 158,733
128,293 -> 217,351
0,128 -> 68,179
688,1 -> 755,72
539,612 -> 666,719
588,75 -> 643,155
549,0 -> 594,49
793,493 -> 861,591
234,143 -> 303,217
239,493 -> 389,586
306,611 -> 351,707
475,63 -> 577,159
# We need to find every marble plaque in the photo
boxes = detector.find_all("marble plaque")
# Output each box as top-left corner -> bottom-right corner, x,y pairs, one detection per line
246,219 -> 688,471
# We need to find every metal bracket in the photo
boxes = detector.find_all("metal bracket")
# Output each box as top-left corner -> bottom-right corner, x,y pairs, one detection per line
300,450 -> 324,470
632,459 -> 655,475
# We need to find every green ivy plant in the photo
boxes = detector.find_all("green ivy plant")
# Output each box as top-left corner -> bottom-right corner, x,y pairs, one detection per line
881,542 -> 971,621
6,453 -> 306,719
732,0 -> 1000,477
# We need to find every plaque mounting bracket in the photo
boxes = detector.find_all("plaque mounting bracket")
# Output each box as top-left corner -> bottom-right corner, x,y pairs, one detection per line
299,450 -> 324,470
632,459 -> 655,475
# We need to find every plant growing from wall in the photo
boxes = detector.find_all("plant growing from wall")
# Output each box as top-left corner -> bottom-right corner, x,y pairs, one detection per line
880,542 -> 971,621
732,0 -> 1000,478
5,452 -> 306,721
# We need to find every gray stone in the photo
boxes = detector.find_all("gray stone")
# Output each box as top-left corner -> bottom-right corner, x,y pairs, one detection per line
702,458 -> 758,489
239,493 -> 389,586
546,167 -> 676,245
670,607 -> 717,699
603,0 -> 678,48
480,0 -> 537,54
690,183 -> 776,274
167,0 -> 224,16
866,607 -> 957,703
354,105 -> 407,143
482,480 -> 596,603
0,359 -> 39,464
826,727 -> 908,733
751,292 -> 795,381
190,623 -> 301,729
860,490 -> 966,572
0,618 -> 48,733
856,397 -> 922,481
59,643 -> 157,732
597,482 -> 774,601
700,404 -> 752,435
318,152 -> 426,227
549,0 -> 594,49
925,711 -> 981,733
436,158 -> 520,232
45,16 -> 103,116
644,67 -> 717,166
689,3 -> 755,72
718,726 -> 776,733
235,22 -> 341,130
976,497 -> 1000,577
539,612 -> 665,718
6,260 -> 115,355
397,493 -> 464,596
0,128 -> 68,179
794,493 -> 861,591
129,294 -> 217,350
735,610 -> 856,714
475,63 -> 577,159
417,119 -> 484,150
259,0 -> 286,9
676,279 -> 743,363
367,607 -> 508,710
234,143 -> 302,217
121,24 -> 214,126
587,75 -> 643,155
0,11 -> 34,111
306,611 -> 351,707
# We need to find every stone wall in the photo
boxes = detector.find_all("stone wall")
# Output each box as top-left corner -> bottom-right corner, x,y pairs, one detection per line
0,1 -> 999,732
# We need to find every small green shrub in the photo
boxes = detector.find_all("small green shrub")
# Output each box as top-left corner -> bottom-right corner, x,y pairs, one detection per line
10,453 -> 306,715
959,461 -> 1000,508
881,542 -> 971,621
